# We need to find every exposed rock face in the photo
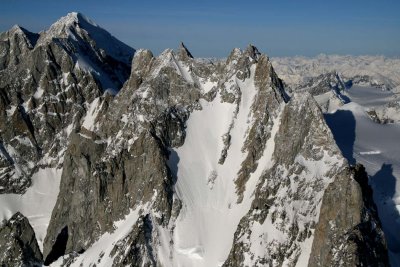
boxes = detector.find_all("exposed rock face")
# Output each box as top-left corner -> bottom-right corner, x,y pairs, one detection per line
308,164 -> 389,267
110,214 -> 158,266
0,212 -> 42,266
223,93 -> 345,266
0,12 -> 134,193
41,43 -> 389,266
235,46 -> 288,200
43,44 -> 204,263
0,13 -> 389,267
42,130 -> 174,263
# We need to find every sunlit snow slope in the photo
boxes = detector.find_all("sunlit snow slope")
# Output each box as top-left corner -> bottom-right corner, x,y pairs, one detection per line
164,66 -> 282,266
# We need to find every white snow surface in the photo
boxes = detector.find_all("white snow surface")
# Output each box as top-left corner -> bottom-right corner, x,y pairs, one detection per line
33,87 -> 44,99
200,79 -> 217,93
6,105 -> 17,116
0,168 -> 62,252
347,85 -> 395,107
164,66 -> 259,267
82,97 -> 101,131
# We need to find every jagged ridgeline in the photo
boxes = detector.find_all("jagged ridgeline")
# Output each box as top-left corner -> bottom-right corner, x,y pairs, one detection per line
0,12 -> 388,267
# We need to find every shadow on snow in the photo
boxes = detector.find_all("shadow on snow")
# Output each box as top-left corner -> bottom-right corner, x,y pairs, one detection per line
324,110 -> 356,165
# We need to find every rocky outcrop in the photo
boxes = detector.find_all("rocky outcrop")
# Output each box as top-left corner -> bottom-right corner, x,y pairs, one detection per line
43,44 -> 204,264
0,25 -> 39,70
110,214 -> 158,266
0,212 -> 42,266
308,164 -> 388,267
224,93 -> 347,266
43,130 -> 174,263
235,45 -> 288,201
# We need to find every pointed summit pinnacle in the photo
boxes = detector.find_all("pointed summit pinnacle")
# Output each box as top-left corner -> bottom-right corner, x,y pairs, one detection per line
178,42 -> 194,60
46,12 -> 99,37
10,24 -> 24,33
246,44 -> 261,60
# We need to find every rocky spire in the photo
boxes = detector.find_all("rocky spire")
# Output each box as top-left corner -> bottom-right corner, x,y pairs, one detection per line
0,212 -> 43,266
178,41 -> 194,60
245,44 -> 262,61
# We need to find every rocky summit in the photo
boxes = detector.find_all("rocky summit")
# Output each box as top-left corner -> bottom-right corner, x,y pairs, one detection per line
0,13 -> 389,267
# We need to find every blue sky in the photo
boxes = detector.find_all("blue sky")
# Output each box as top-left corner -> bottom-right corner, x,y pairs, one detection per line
1,0 -> 399,57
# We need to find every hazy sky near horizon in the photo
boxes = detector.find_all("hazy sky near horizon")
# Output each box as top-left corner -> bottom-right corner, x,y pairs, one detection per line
1,0 -> 399,57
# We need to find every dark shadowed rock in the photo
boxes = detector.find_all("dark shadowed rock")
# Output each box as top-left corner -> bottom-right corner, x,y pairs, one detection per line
0,212 -> 42,266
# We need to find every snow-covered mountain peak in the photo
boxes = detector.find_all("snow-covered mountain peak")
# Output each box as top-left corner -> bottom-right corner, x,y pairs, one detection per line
159,48 -> 174,57
147,48 -> 197,83
150,49 -> 176,72
2,24 -> 37,42
37,12 -> 135,65
0,24 -> 39,54
41,12 -> 82,40
67,12 -> 98,26
226,44 -> 263,66
0,12 -> 135,194
9,24 -> 24,35
46,12 -> 98,34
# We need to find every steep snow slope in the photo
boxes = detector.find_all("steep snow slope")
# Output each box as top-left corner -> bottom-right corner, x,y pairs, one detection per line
0,168 -> 62,251
325,85 -> 400,266
163,66 -> 282,266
